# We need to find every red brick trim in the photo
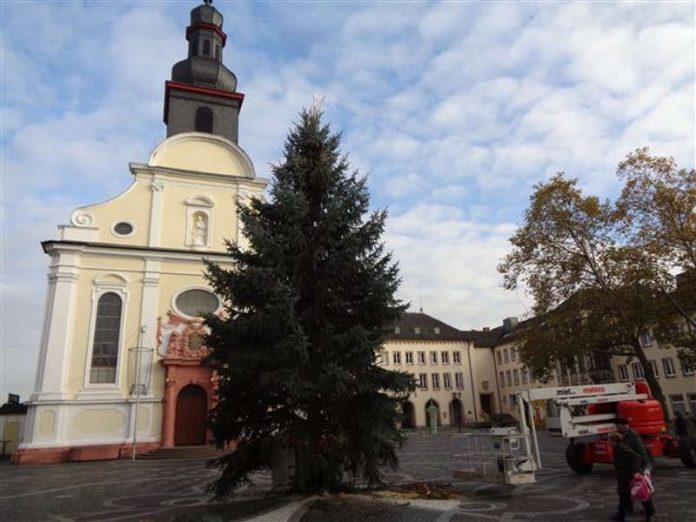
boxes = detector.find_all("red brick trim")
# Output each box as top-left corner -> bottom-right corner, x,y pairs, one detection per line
11,446 -> 70,465
164,81 -> 244,123
186,23 -> 227,45
11,441 -> 161,465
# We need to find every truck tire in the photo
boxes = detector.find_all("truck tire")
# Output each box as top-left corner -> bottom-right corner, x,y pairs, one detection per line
566,442 -> 593,474
678,436 -> 696,468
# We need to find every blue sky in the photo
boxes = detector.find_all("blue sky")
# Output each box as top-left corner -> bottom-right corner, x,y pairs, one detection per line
1,0 -> 694,399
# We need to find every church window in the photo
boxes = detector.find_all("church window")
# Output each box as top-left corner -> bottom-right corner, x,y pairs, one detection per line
89,292 -> 123,383
113,221 -> 134,236
202,39 -> 211,56
175,288 -> 219,318
195,107 -> 213,133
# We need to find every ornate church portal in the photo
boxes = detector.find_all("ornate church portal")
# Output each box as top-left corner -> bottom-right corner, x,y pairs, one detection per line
159,313 -> 216,448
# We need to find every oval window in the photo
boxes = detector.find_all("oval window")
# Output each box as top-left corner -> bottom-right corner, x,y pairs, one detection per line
113,222 -> 133,236
175,289 -> 219,317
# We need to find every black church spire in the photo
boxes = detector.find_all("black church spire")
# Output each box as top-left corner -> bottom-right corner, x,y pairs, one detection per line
164,1 -> 244,143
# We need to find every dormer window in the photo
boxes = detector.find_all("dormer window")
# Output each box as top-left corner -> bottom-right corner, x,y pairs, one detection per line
394,325 -> 401,334
434,327 -> 440,335
414,327 -> 421,335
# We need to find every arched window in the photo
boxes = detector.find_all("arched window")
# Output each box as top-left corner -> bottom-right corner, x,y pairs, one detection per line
202,39 -> 211,56
89,292 -> 123,383
195,106 -> 213,133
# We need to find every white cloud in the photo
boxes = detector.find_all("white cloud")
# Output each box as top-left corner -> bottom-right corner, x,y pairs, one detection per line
1,1 -> 694,396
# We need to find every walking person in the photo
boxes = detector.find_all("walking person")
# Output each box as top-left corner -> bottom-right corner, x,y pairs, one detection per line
608,432 -> 656,522
615,418 -> 651,469
675,411 -> 688,437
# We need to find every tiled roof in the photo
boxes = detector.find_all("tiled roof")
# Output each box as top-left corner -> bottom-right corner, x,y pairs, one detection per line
387,312 -> 501,347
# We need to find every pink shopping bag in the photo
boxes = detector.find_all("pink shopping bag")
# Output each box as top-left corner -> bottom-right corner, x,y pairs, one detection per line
630,470 -> 654,502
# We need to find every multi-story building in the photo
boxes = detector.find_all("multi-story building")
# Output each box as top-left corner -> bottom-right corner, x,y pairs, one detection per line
489,318 -> 695,423
611,333 -> 696,418
379,313 -> 499,428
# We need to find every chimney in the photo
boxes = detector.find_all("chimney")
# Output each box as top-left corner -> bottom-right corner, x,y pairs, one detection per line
482,327 -> 490,332
502,317 -> 518,333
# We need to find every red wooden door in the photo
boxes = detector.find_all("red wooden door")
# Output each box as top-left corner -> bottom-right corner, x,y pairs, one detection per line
175,385 -> 208,446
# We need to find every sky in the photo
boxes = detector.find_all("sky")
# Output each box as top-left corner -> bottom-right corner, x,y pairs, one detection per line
1,0 -> 694,400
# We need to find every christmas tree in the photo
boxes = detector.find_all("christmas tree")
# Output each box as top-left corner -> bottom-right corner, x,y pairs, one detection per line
205,106 -> 414,497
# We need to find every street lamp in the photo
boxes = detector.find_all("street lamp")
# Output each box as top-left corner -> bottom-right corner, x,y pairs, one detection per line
128,326 -> 153,461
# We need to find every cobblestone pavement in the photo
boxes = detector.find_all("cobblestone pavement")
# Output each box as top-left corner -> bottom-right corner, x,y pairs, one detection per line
0,456 -> 284,521
1,431 -> 694,521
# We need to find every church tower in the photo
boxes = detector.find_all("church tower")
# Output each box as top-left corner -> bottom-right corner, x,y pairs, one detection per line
13,1 -> 266,464
165,0 -> 244,143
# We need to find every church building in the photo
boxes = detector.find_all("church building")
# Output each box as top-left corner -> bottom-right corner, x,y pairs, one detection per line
14,1 -> 267,464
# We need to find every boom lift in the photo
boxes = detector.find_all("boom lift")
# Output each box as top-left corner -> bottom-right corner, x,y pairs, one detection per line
451,382 -> 695,486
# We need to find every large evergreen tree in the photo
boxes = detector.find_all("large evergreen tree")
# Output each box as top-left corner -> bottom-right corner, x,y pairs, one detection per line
204,107 -> 413,498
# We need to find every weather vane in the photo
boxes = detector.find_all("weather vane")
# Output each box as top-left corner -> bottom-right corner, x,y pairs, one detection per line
203,0 -> 213,5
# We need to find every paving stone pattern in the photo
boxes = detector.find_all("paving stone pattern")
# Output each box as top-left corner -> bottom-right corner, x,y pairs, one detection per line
1,431 -> 694,521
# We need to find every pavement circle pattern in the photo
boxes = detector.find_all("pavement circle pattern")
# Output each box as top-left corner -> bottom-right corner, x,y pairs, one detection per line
0,431 -> 694,521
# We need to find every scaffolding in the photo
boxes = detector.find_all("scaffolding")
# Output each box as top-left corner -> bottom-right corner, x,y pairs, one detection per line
450,428 -> 537,485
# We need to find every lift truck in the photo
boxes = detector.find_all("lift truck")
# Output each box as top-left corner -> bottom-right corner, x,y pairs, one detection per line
518,382 -> 696,474
451,382 -> 695,485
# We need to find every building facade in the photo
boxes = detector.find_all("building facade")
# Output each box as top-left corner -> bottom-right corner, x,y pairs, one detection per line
491,319 -> 695,424
380,313 -> 499,428
13,1 -> 267,464
610,335 -> 696,418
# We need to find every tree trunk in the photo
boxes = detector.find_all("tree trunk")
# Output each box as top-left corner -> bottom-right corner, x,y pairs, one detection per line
633,341 -> 670,424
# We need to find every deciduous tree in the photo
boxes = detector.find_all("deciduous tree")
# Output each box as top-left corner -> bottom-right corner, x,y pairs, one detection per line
500,150 -> 696,419
617,149 -> 696,366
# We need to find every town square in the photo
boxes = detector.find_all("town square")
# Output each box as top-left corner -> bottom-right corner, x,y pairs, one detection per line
1,0 -> 694,521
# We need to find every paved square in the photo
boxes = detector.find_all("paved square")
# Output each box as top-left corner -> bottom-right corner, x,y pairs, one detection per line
1,431 -> 694,521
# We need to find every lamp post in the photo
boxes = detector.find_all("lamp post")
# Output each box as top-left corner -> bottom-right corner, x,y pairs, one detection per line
129,326 -> 153,461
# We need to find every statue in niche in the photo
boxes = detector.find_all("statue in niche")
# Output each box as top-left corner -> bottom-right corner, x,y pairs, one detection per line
192,214 -> 208,246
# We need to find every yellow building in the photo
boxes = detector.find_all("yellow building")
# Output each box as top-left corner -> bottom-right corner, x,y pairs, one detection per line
380,313 -> 499,428
14,1 -> 267,464
610,334 -> 696,418
490,318 -> 695,424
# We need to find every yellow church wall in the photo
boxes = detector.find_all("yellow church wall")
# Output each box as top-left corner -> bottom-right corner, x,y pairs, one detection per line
71,179 -> 152,247
157,182 -> 240,251
38,410 -> 56,437
148,132 -> 254,179
73,409 -> 126,434
64,260 -> 146,398
59,249 -> 236,399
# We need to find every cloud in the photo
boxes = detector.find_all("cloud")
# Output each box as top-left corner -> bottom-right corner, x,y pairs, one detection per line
1,0 -> 694,398
385,204 -> 529,329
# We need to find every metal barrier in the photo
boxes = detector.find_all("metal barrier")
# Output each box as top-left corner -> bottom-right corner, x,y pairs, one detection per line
450,428 -> 537,485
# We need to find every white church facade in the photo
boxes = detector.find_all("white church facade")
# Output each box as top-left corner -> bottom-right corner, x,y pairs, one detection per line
14,1 -> 267,464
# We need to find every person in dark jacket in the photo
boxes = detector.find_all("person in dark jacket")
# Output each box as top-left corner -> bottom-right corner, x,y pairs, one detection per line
675,411 -> 688,436
616,418 -> 650,469
609,432 -> 656,522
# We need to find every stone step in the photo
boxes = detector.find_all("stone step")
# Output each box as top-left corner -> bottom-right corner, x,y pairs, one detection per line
138,445 -> 230,460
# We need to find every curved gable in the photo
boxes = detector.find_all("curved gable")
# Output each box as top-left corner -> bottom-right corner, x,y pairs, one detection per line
148,132 -> 255,179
